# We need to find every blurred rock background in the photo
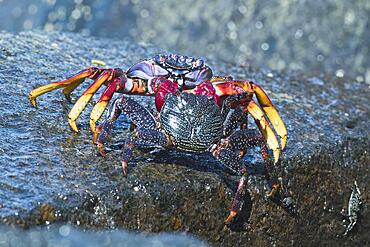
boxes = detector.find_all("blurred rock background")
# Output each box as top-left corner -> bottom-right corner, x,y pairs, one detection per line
0,0 -> 369,82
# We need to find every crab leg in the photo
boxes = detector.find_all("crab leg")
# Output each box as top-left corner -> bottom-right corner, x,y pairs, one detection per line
95,96 -> 163,175
209,80 -> 287,151
211,129 -> 278,224
62,78 -> 85,101
225,174 -> 248,224
68,70 -> 111,132
246,100 -> 280,164
95,95 -> 157,148
29,68 -> 98,107
120,129 -> 169,176
251,84 -> 287,150
210,142 -> 249,224
89,80 -> 117,134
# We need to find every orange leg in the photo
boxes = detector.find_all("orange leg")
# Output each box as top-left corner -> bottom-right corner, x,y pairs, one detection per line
247,100 -> 280,163
29,67 -> 127,133
90,80 -> 117,138
208,80 -> 287,160
251,84 -> 287,150
68,70 -> 112,132
29,67 -> 100,107
62,78 -> 85,101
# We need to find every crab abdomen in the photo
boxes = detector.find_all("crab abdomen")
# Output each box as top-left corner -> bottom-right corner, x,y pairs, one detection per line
160,93 -> 223,152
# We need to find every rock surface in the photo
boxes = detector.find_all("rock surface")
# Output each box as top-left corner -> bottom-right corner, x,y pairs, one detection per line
0,31 -> 369,246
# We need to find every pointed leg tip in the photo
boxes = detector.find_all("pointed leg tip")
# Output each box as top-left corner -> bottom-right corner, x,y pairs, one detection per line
92,126 -> 102,144
97,142 -> 106,157
273,149 -> 280,164
68,119 -> 79,133
280,136 -> 287,150
92,131 -> 99,144
90,120 -> 96,134
224,211 -> 237,224
29,95 -> 37,107
121,161 -> 128,177
266,184 -> 280,198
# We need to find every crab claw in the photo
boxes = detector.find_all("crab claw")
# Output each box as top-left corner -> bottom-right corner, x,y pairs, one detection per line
203,80 -> 286,164
95,118 -> 116,157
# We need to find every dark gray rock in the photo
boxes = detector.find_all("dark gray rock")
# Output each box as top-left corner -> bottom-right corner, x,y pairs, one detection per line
0,31 -> 369,246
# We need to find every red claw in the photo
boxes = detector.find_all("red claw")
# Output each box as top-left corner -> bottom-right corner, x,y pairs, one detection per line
191,82 -> 221,106
154,78 -> 179,111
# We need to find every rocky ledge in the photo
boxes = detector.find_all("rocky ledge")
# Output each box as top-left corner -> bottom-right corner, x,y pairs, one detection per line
0,31 -> 369,246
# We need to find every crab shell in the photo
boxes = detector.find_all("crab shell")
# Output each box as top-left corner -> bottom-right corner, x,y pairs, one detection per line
160,92 -> 223,152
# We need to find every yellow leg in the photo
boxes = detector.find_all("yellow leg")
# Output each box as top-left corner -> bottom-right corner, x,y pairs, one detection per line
68,71 -> 111,132
247,100 -> 280,164
252,84 -> 287,150
89,81 -> 116,135
62,78 -> 85,101
28,69 -> 93,107
29,83 -> 66,107
90,101 -> 109,134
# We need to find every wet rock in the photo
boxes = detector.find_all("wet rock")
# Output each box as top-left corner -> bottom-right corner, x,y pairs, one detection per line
0,31 -> 369,246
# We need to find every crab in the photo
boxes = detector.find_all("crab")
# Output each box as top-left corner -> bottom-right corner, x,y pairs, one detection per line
28,53 -> 286,162
342,181 -> 362,236
29,53 -> 288,223
95,79 -> 286,223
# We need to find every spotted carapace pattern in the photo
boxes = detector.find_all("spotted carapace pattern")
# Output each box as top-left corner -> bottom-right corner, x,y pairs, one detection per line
160,93 -> 223,152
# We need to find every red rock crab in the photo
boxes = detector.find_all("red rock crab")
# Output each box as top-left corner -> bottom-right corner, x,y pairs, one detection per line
28,54 -> 288,223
